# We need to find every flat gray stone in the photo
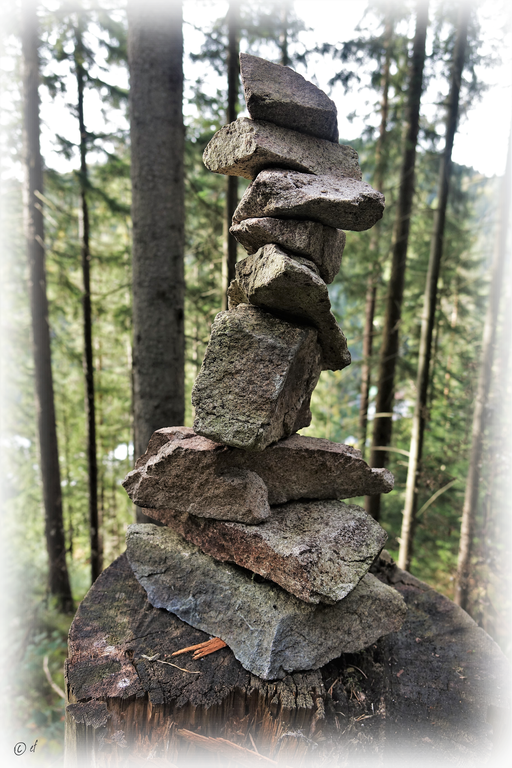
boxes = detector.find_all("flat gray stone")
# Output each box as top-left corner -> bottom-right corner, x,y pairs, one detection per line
230,217 -> 346,284
240,53 -> 339,143
126,524 -> 407,680
203,118 -> 360,181
233,168 -> 385,232
191,304 -> 322,451
123,428 -> 394,524
123,427 -> 394,523
235,244 -> 350,371
142,499 -> 388,604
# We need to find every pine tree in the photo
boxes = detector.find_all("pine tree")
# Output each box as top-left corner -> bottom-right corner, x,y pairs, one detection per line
367,0 -> 429,521
399,3 -> 470,571
20,0 -> 73,612
221,0 -> 240,310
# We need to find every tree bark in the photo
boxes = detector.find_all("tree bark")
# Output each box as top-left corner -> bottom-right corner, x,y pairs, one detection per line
221,0 -> 240,310
127,0 -> 185,520
74,20 -> 101,582
455,126 -> 512,609
366,0 -> 429,521
21,0 -> 73,613
359,15 -> 393,458
399,4 -> 470,572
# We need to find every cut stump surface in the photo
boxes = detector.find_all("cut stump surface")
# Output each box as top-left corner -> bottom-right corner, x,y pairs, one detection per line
65,552 -> 510,767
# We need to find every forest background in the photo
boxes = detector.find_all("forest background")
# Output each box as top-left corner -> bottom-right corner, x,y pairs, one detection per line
0,0 -> 511,763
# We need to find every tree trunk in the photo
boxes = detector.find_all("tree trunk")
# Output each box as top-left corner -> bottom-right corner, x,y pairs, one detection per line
399,4 -> 470,571
455,126 -> 512,610
21,0 -> 73,613
366,0 -> 429,521
64,551 -> 511,766
221,0 -> 240,310
280,1 -> 290,66
359,15 -> 393,458
75,21 -> 101,582
127,0 -> 185,519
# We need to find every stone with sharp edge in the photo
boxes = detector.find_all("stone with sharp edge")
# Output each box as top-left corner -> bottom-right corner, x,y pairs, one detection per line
230,217 -> 345,284
233,168 -> 385,232
240,53 -> 339,143
126,524 -> 407,681
191,304 -> 322,451
203,118 -> 360,181
234,243 -> 350,371
122,427 -> 394,524
142,499 -> 388,605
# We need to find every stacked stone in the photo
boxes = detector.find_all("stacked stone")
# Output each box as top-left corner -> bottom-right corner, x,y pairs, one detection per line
123,54 -> 406,682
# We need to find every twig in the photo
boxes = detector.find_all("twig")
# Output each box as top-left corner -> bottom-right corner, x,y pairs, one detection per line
416,478 -> 458,518
43,655 -> 66,699
349,665 -> 367,679
249,732 -> 259,754
177,729 -> 278,764
141,654 -> 200,674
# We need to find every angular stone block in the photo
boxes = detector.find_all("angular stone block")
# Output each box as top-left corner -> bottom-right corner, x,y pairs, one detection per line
235,244 -> 350,371
144,499 -> 388,604
240,53 -> 339,143
203,118 -> 360,181
233,169 -> 385,232
126,524 -> 407,680
123,428 -> 394,524
226,278 -> 248,309
191,304 -> 322,451
230,217 -> 345,284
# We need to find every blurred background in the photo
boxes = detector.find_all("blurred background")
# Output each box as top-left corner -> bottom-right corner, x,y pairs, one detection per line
0,0 -> 511,762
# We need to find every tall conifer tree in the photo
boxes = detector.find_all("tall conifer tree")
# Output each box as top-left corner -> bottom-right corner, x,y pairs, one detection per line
21,0 -> 73,611
73,14 -> 101,582
221,0 -> 240,310
367,0 -> 429,521
127,0 -> 185,522
399,4 -> 470,570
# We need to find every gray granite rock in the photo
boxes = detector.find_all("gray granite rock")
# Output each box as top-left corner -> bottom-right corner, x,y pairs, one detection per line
126,524 -> 407,680
235,244 -> 350,371
123,427 -> 394,524
142,499 -> 388,604
233,168 -> 385,232
226,278 -> 248,309
240,53 -> 339,143
203,118 -> 360,181
191,304 -> 322,451
230,217 -> 345,284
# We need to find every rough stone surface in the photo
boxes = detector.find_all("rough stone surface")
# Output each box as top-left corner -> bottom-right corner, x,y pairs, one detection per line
126,524 -> 407,680
226,278 -> 248,309
230,217 -> 346,284
240,53 -> 339,143
203,118 -> 361,181
123,427 -> 394,523
233,168 -> 385,232
191,304 -> 322,451
143,499 -> 388,605
235,244 -> 350,371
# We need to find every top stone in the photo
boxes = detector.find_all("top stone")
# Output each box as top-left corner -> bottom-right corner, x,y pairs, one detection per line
240,53 -> 339,143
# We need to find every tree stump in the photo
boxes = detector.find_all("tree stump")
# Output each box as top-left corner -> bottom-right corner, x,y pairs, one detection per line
65,552 -> 510,767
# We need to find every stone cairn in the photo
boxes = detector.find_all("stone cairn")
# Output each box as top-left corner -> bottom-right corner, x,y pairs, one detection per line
123,54 -> 406,682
